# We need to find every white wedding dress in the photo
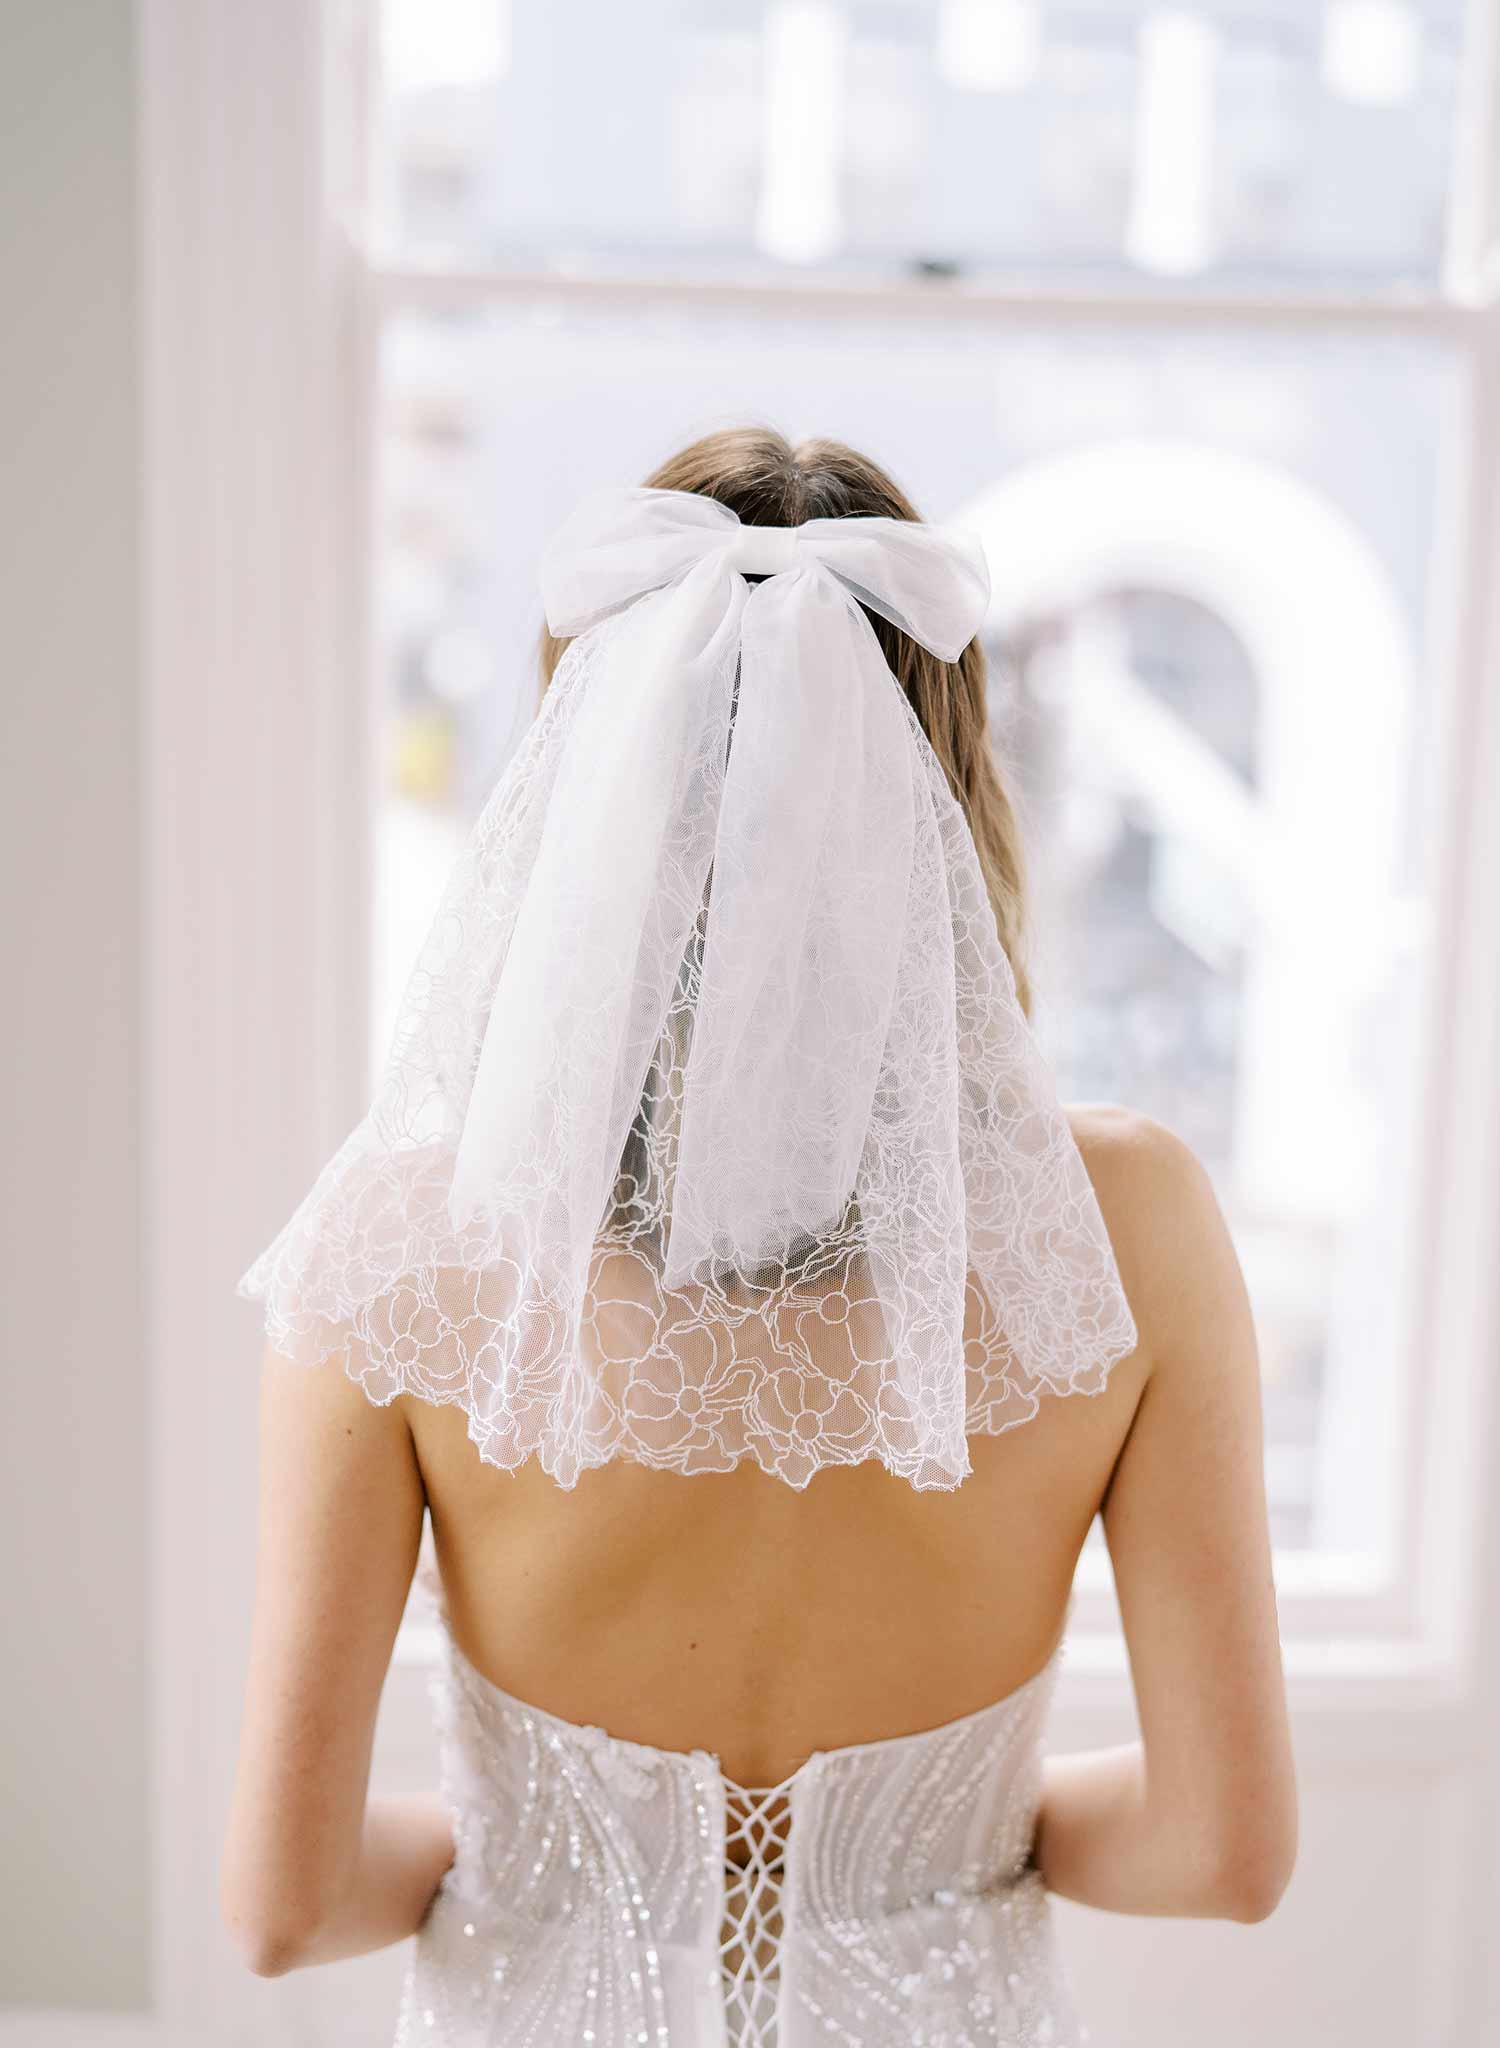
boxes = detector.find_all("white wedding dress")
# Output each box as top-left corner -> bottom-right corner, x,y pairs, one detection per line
394,1567 -> 1087,2048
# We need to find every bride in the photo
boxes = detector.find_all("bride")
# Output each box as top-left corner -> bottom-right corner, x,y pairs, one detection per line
221,427 -> 1296,2045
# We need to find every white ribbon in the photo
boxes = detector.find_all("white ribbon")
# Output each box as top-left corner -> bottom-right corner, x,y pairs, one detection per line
448,486 -> 991,1290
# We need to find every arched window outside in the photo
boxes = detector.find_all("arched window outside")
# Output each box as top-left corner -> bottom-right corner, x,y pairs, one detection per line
969,442 -> 1426,1567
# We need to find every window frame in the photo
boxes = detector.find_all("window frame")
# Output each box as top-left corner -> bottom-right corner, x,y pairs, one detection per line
366,6 -> 1500,1675
360,261 -> 1498,1662
351,2 -> 1500,1675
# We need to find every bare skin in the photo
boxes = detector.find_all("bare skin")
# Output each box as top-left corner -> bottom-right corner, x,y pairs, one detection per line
221,1105 -> 1297,1976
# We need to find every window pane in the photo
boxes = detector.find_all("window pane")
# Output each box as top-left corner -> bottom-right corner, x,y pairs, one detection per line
373,298 -> 1456,1567
375,0 -> 1465,289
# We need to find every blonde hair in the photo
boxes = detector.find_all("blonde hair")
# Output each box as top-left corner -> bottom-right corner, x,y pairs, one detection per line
537,425 -> 1032,1013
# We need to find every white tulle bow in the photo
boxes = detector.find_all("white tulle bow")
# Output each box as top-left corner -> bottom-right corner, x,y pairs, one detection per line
448,487 -> 992,1288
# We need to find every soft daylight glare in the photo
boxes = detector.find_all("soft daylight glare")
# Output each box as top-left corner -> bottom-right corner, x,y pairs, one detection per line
381,0 -> 510,92
756,1 -> 848,264
1125,9 -> 1219,277
1322,0 -> 1424,107
934,0 -> 1042,95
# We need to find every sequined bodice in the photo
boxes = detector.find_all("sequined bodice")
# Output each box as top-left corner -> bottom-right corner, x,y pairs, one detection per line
395,1612 -> 1086,2048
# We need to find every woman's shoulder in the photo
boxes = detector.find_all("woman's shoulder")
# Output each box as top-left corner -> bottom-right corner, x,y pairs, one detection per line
1062,1099 -> 1208,1188
1062,1102 -> 1229,1344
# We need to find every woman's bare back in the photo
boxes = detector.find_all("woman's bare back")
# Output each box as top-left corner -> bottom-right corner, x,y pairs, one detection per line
407,1105 -> 1152,1786
224,1099 -> 1294,1988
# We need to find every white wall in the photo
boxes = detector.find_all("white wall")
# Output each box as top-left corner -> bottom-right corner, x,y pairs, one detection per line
0,0 -> 151,2014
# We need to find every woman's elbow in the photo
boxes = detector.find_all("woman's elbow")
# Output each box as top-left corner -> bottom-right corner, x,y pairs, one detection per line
1214,1853 -> 1293,1924
232,1926 -> 302,1979
1204,1811 -> 1298,1924
221,1863 -> 324,1978
222,1894 -> 315,1977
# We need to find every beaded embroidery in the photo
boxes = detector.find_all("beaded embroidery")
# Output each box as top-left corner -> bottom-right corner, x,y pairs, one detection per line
393,1604 -> 1086,2047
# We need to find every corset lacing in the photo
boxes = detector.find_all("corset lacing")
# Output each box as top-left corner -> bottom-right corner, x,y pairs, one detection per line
720,1777 -> 793,2046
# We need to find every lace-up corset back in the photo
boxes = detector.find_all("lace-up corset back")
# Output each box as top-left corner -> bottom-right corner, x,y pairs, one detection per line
395,1606 -> 1085,2048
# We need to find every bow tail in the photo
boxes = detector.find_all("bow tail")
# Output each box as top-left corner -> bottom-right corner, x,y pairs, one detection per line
664,571 -> 918,1286
448,563 -> 747,1288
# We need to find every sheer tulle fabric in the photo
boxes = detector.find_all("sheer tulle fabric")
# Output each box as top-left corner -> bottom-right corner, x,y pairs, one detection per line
239,488 -> 1137,1489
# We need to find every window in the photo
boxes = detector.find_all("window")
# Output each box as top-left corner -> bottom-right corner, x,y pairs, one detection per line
361,0 -> 1494,1642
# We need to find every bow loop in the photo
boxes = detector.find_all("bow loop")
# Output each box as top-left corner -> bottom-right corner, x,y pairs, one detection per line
538,485 -> 990,658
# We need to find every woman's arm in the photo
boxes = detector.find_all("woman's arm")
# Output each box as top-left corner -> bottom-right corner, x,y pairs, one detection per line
221,1349 -> 454,1976
1034,1113 -> 1298,1922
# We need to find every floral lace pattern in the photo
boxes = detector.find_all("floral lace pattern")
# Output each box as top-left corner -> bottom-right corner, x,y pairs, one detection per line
240,604 -> 1137,1491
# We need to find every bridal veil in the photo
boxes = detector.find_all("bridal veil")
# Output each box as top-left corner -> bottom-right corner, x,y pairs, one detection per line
239,484 -> 1136,1489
